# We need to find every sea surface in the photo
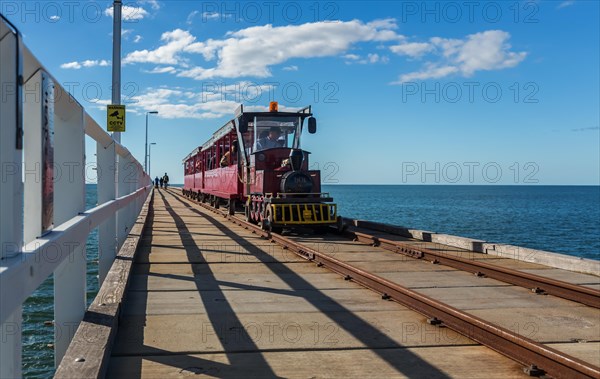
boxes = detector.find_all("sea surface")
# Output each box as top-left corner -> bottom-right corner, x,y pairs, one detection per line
323,185 -> 600,260
22,184 -> 599,378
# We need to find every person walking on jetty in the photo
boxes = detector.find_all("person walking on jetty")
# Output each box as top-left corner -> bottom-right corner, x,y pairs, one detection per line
163,173 -> 169,189
154,176 -> 159,188
159,177 -> 164,188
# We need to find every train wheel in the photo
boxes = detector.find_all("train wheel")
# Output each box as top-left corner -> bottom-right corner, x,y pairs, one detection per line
245,200 -> 256,224
336,216 -> 347,233
214,197 -> 220,209
244,206 -> 251,222
227,200 -> 236,216
261,206 -> 281,233
260,217 -> 271,232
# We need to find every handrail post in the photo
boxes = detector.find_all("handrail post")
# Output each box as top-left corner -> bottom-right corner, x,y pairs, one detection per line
116,155 -> 131,248
0,21 -> 24,378
97,141 -> 117,284
53,93 -> 86,365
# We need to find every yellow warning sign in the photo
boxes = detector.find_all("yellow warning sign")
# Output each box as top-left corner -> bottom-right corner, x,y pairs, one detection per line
107,105 -> 126,132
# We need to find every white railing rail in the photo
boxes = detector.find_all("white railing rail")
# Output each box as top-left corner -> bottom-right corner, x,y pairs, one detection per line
0,14 -> 151,377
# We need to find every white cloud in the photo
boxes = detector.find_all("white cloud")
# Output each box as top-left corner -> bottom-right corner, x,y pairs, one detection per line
123,82 -> 296,120
89,98 -> 112,111
128,87 -> 239,119
393,30 -> 526,83
143,66 -> 177,74
49,15 -> 60,21
61,62 -> 82,70
60,60 -> 110,70
368,53 -> 383,63
366,18 -> 398,30
139,0 -> 161,10
393,64 -> 459,83
187,10 -> 199,24
105,5 -> 149,21
186,10 -> 228,25
557,1 -> 575,9
124,19 -> 402,79
345,53 -> 389,65
124,29 -> 197,65
122,20 -> 523,84
134,35 -> 143,43
389,42 -> 433,58
282,65 -> 298,71
441,30 -> 526,75
203,11 -> 221,20
179,19 -> 401,78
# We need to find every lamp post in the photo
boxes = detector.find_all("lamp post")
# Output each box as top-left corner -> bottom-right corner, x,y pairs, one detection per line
144,111 -> 158,172
112,0 -> 122,143
148,143 -> 157,177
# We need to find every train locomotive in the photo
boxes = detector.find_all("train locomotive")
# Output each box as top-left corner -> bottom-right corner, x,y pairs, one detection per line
182,102 -> 340,232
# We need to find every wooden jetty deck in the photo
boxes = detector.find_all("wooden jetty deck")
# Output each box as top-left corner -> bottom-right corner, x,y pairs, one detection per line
106,189 -> 533,378
57,189 -> 599,378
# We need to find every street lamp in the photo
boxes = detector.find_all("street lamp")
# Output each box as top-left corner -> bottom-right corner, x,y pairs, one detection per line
148,143 -> 157,177
145,111 -> 159,172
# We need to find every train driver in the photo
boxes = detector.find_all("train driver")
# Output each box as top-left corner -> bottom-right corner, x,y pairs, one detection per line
256,126 -> 284,151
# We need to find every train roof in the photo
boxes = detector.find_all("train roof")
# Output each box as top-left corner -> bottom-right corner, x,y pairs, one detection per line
182,104 -> 313,162
234,104 -> 313,120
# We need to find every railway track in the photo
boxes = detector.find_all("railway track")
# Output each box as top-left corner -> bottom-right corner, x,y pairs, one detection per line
343,230 -> 600,309
174,189 -> 600,379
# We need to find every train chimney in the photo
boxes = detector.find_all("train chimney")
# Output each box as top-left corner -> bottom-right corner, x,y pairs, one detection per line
289,149 -> 303,171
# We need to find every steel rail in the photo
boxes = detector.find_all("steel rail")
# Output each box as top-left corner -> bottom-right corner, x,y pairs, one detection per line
173,190 -> 600,379
344,230 -> 600,308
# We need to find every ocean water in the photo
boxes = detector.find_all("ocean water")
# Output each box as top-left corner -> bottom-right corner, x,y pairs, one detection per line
21,184 -> 599,378
323,185 -> 600,260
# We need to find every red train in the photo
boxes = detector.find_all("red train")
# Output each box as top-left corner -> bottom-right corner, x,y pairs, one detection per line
182,102 -> 339,232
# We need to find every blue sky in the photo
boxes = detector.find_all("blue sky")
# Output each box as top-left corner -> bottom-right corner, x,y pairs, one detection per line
3,0 -> 599,184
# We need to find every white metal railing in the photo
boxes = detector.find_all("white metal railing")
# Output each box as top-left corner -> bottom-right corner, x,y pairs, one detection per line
0,14 -> 151,377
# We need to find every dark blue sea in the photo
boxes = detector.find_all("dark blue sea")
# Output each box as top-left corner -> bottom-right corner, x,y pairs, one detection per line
323,185 -> 600,260
22,185 -> 599,378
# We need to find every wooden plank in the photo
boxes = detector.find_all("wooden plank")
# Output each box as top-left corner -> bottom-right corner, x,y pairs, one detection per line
520,268 -> 600,285
107,346 -> 529,378
111,310 -> 474,356
547,342 -> 600,367
135,242 -> 304,264
120,287 -> 410,316
132,261 -> 324,276
128,271 -> 367,292
468,306 -> 600,343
